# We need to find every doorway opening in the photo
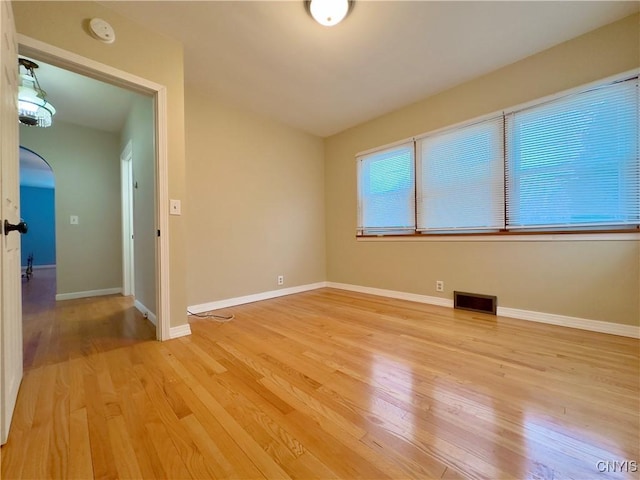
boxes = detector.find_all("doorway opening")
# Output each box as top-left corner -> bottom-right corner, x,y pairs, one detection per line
17,36 -> 171,344
17,136 -> 158,368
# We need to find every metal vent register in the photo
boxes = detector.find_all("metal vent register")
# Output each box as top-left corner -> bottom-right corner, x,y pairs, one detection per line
454,291 -> 497,315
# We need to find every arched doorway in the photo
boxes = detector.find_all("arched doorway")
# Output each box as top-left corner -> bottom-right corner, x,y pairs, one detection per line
19,146 -> 55,273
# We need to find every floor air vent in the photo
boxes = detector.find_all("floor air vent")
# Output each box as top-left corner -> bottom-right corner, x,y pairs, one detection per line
454,291 -> 497,315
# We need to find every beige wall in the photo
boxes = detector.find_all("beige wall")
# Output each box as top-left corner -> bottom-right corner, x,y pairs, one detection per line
121,95 -> 156,314
20,121 -> 122,295
14,4 -> 639,328
324,14 -> 640,326
14,1 -> 187,327
186,90 -> 326,306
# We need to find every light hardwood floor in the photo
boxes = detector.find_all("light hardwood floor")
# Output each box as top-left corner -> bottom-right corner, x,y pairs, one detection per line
20,267 -> 156,370
2,283 -> 638,479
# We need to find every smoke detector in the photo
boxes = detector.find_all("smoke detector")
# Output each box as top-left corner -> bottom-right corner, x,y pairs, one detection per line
89,18 -> 116,44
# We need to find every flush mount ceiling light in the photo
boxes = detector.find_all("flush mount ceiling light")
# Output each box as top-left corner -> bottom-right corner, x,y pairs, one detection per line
18,58 -> 56,128
306,0 -> 353,27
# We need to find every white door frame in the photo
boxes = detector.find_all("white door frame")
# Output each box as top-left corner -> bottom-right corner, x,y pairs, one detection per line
17,34 -> 171,341
120,140 -> 135,297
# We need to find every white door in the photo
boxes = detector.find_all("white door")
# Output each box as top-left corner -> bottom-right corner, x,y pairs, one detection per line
0,0 -> 22,445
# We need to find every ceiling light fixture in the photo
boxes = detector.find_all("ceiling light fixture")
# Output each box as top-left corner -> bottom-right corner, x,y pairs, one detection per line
306,0 -> 353,27
18,58 -> 56,128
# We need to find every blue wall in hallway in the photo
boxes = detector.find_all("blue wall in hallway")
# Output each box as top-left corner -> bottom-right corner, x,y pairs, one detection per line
20,186 -> 56,267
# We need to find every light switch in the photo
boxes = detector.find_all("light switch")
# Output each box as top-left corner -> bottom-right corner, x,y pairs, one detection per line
170,199 -> 181,216
70,215 -> 79,225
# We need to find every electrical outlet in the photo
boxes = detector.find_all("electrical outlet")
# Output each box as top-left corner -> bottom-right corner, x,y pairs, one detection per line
436,280 -> 444,292
277,275 -> 284,286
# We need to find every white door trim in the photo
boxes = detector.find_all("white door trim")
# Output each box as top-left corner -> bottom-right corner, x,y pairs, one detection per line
120,140 -> 134,297
17,34 -> 171,341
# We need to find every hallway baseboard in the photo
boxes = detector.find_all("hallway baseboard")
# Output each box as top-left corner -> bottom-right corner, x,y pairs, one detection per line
55,287 -> 121,301
134,299 -> 157,326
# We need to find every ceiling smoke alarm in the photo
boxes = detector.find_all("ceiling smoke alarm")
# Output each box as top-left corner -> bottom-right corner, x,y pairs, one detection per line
89,18 -> 116,44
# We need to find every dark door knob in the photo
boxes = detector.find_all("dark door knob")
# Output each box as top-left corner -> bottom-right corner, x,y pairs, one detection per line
4,220 -> 28,236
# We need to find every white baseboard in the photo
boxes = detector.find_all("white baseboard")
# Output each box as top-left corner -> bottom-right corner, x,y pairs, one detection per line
134,300 -> 157,326
169,324 -> 192,339
497,306 -> 639,339
56,287 -> 122,301
326,282 -> 639,339
326,282 -> 453,308
186,280 -> 639,339
188,282 -> 328,314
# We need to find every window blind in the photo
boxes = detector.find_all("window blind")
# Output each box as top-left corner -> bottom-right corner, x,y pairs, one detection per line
357,143 -> 415,235
416,117 -> 504,232
506,78 -> 639,230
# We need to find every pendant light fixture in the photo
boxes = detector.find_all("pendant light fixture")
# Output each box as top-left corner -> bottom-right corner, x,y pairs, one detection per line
306,0 -> 353,27
18,58 -> 56,128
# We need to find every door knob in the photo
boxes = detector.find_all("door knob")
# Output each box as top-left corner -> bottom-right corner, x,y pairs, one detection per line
4,220 -> 28,236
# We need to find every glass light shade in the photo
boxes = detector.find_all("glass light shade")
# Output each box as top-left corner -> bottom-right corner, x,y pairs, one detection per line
18,80 -> 56,128
310,0 -> 349,27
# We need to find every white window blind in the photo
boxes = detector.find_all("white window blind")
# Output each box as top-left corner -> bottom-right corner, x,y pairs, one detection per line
357,143 -> 415,235
506,78 -> 639,230
416,117 -> 504,232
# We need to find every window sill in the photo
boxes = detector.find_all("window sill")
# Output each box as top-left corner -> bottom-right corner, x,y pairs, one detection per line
356,230 -> 640,242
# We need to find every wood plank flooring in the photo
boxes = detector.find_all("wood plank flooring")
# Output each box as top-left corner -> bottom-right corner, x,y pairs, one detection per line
20,267 -> 156,370
2,285 -> 639,479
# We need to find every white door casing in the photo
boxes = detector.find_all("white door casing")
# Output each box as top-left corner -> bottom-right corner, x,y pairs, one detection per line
121,140 -> 135,297
0,0 -> 23,445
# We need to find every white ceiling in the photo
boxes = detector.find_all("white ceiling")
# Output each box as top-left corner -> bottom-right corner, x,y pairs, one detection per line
23,2 -> 638,138
100,0 -> 639,137
20,56 -> 137,133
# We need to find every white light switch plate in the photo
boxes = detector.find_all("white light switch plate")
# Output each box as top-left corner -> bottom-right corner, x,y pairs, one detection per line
70,215 -> 79,225
170,199 -> 181,215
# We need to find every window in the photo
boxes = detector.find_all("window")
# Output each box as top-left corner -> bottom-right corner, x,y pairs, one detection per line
356,75 -> 639,236
417,117 -> 504,232
506,79 -> 639,230
357,143 -> 415,235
